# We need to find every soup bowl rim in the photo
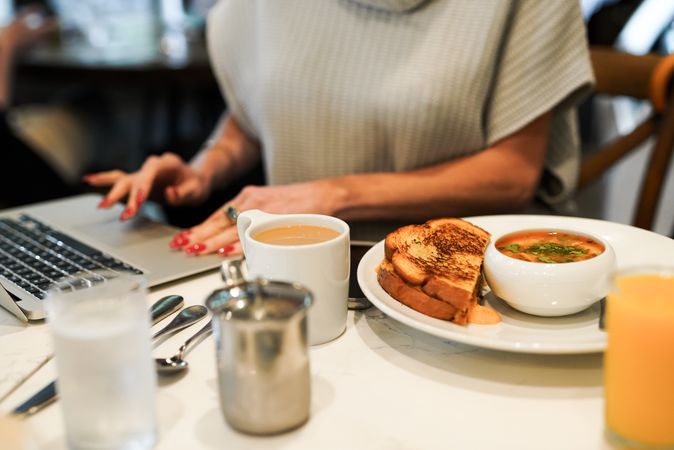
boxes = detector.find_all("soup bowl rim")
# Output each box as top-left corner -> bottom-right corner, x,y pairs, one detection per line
488,227 -> 612,269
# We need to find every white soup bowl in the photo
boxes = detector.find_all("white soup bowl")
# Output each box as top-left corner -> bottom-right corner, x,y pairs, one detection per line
483,228 -> 616,317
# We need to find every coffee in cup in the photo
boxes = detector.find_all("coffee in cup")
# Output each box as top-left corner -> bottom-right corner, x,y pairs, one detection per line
253,224 -> 340,246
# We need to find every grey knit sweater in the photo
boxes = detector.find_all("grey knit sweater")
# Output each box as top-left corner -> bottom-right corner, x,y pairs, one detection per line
207,0 -> 594,238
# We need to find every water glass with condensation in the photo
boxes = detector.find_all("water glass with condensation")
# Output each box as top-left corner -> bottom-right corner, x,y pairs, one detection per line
604,266 -> 674,449
46,272 -> 156,450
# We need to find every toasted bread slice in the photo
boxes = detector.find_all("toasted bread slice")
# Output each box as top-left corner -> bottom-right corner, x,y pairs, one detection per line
380,218 -> 493,325
378,260 -> 459,320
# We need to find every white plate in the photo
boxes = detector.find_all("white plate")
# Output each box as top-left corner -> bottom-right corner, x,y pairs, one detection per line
357,215 -> 674,354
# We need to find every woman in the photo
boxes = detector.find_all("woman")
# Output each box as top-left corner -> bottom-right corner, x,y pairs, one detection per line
86,0 -> 593,255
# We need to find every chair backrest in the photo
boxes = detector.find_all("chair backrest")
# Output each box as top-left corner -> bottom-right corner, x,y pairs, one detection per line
579,46 -> 674,230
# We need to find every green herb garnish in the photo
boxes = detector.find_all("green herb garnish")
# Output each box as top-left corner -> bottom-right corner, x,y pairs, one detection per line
504,243 -> 520,252
524,242 -> 588,257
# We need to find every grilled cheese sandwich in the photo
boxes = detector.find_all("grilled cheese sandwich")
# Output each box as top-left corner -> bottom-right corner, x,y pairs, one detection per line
378,218 -> 500,325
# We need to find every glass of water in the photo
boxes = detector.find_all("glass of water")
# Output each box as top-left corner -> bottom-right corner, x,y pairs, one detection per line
46,271 -> 156,450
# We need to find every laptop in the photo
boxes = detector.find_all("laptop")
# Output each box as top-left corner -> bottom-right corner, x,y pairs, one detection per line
0,194 -> 222,321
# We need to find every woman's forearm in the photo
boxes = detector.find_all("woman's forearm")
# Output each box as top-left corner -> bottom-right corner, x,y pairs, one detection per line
190,114 -> 261,191
327,113 -> 551,221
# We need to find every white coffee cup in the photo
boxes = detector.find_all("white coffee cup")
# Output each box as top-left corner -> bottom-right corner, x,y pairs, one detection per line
237,210 -> 349,345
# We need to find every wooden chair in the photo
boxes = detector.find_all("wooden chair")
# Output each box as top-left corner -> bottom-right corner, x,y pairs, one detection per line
579,46 -> 674,230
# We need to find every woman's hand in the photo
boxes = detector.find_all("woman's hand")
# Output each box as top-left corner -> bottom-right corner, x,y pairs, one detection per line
84,152 -> 211,220
171,179 -> 345,256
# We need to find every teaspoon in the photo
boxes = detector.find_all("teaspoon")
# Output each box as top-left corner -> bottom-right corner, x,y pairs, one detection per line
150,294 -> 184,324
156,321 -> 213,374
152,305 -> 208,340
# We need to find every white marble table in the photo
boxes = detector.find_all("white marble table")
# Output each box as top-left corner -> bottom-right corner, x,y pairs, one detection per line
0,269 -> 615,450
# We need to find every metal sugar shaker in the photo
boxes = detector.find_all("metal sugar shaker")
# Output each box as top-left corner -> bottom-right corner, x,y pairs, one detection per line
205,257 -> 313,435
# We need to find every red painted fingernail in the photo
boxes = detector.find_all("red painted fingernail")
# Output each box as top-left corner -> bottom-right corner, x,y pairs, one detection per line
171,230 -> 191,241
168,186 -> 178,198
97,198 -> 109,208
83,174 -> 94,182
169,236 -> 188,249
185,243 -> 205,254
120,208 -> 133,221
136,190 -> 144,209
217,245 -> 235,256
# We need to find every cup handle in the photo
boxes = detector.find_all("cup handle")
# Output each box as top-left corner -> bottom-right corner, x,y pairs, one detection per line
237,209 -> 276,255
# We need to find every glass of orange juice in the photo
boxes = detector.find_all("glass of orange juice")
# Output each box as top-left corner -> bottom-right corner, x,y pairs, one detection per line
604,266 -> 674,449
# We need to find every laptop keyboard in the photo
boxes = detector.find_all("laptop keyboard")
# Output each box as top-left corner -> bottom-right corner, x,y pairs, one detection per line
0,215 -> 143,302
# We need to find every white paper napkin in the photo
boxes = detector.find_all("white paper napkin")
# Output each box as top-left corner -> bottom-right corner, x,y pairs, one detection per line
0,310 -> 52,404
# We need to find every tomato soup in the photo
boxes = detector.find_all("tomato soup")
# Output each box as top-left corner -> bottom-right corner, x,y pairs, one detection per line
496,230 -> 604,264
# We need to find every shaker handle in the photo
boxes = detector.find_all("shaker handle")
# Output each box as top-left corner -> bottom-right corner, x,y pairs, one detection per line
220,256 -> 248,287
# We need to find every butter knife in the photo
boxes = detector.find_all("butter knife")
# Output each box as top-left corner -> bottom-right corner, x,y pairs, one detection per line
10,294 -> 185,417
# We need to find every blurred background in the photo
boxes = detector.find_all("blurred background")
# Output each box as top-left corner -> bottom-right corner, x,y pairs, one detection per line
5,0 -> 222,169
1,0 -> 673,236
2,0 -> 231,226
578,0 -> 674,237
